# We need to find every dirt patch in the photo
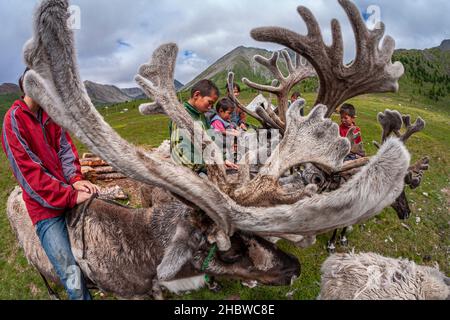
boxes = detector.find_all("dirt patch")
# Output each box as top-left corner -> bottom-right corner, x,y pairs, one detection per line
96,179 -> 144,208
29,283 -> 41,297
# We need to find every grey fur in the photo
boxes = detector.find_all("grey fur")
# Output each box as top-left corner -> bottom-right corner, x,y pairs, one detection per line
319,252 -> 450,300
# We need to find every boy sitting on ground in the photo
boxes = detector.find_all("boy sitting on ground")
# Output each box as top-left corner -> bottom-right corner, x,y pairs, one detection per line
339,103 -> 366,161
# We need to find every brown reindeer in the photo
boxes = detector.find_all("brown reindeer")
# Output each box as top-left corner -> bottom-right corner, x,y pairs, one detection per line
7,0 -> 427,299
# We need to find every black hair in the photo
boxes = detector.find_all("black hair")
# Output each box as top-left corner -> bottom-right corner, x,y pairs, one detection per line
340,103 -> 357,117
215,98 -> 235,113
225,82 -> 241,93
291,91 -> 301,100
19,67 -> 31,94
191,79 -> 220,98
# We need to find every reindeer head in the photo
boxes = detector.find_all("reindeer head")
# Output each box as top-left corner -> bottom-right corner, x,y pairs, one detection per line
147,189 -> 300,286
23,0 -> 413,257
192,232 -> 301,286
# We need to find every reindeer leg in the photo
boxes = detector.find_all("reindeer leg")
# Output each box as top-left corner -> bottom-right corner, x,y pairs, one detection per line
152,279 -> 164,301
339,227 -> 349,247
327,230 -> 338,254
207,278 -> 223,293
391,191 -> 411,220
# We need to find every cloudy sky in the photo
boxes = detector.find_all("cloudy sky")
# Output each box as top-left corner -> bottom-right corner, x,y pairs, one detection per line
0,0 -> 448,88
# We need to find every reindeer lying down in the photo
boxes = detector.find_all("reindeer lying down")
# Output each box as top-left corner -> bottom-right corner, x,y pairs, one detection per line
6,0 -> 429,299
8,185 -> 300,299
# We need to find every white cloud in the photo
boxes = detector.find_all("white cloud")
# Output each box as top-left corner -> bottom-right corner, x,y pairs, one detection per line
0,0 -> 448,86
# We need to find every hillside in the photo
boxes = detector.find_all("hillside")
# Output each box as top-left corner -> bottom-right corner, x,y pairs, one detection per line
121,87 -> 146,100
0,83 -> 20,94
393,39 -> 450,103
84,80 -> 132,105
182,46 -> 278,91
439,39 -> 450,51
122,80 -> 184,100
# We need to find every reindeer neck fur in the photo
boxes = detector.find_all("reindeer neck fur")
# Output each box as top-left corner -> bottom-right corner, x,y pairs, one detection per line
66,198 -> 196,298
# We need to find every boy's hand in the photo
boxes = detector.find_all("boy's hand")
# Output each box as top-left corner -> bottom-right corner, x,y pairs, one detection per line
76,191 -> 93,205
225,160 -> 239,170
239,123 -> 248,131
73,180 -> 100,194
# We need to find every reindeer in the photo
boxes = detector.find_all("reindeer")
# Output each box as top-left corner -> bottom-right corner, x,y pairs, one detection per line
319,252 -> 450,300
7,0 -> 426,300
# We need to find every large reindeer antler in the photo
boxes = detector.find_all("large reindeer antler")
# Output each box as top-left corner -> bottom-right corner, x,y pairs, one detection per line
23,0 -> 411,240
251,0 -> 404,117
243,51 -> 315,124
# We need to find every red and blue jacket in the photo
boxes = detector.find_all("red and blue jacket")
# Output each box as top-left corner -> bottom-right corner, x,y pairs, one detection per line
1,99 -> 82,225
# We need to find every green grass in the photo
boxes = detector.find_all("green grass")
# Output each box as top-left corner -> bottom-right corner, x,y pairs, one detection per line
0,91 -> 448,300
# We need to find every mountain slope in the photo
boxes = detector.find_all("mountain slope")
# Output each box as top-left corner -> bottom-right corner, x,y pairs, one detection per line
182,46 -> 276,91
121,87 -> 146,100
393,39 -> 450,102
122,80 -> 184,100
84,81 -> 132,105
0,83 -> 20,94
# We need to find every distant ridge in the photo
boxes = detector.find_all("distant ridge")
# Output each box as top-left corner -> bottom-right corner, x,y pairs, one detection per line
83,80 -> 185,105
84,80 -> 132,105
0,83 -> 20,94
439,39 -> 450,51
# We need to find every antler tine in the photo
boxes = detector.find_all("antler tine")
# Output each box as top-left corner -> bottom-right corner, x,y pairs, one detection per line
243,73 -> 280,96
254,103 -> 350,179
263,95 -> 285,129
135,44 -> 198,141
405,157 -> 429,189
251,0 -> 404,118
257,52 -> 284,83
244,50 -> 315,124
400,116 -> 426,143
226,72 -> 265,125
256,105 -> 285,134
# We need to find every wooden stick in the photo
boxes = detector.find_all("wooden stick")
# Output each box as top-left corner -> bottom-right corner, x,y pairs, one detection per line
95,173 -> 127,181
80,158 -> 108,167
337,157 -> 370,173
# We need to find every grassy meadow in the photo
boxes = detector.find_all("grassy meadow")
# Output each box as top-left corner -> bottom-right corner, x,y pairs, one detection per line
0,89 -> 448,300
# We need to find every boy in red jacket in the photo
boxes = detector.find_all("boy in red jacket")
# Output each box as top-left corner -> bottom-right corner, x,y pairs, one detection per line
339,103 -> 366,161
1,69 -> 97,300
